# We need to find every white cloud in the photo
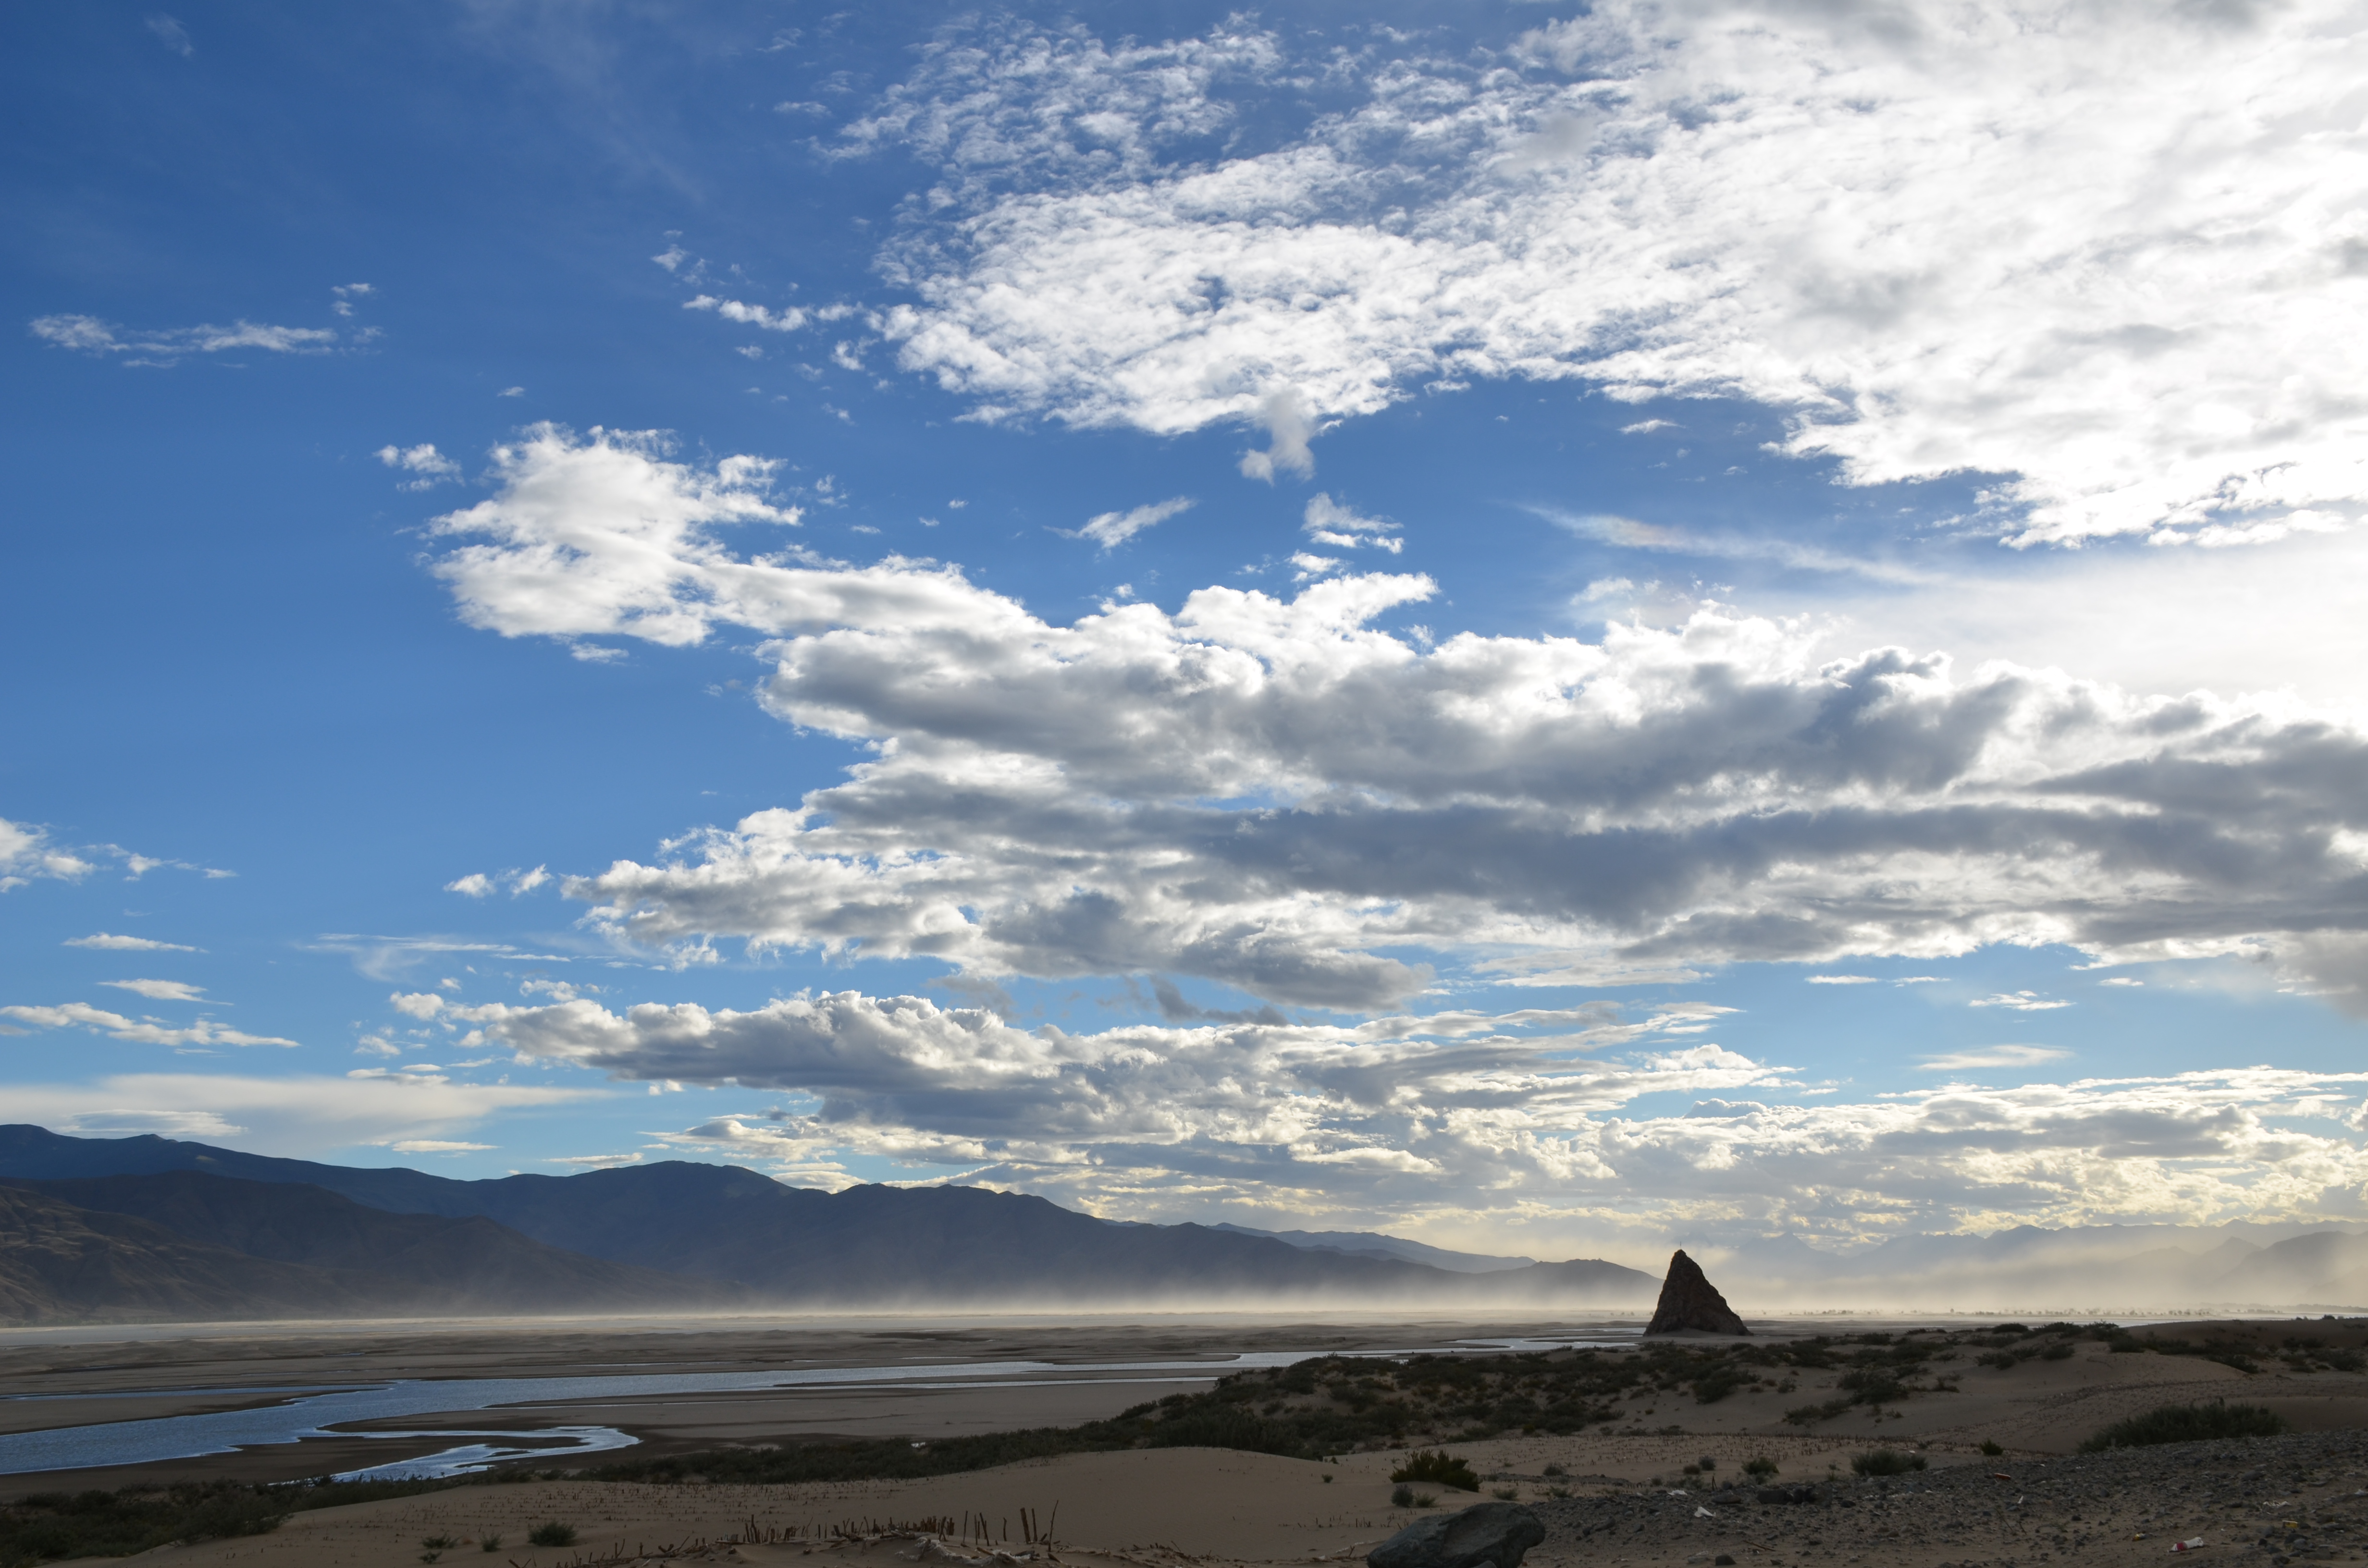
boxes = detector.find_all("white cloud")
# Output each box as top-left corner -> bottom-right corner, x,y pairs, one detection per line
0,1002 -> 296,1048
65,932 -> 199,952
685,295 -> 807,332
854,7 -> 2368,543
1806,975 -> 1877,986
548,1151 -> 643,1167
1971,992 -> 2074,1012
4,1074 -> 595,1159
331,282 -> 372,318
424,429 -> 2368,1012
1302,494 -> 1402,553
1918,1044 -> 2072,1072
1073,496 -> 1193,549
390,991 -> 445,1019
376,442 -> 461,490
0,818 -> 94,890
144,14 -> 192,56
498,386 -> 525,398
474,986 -> 2368,1239
445,865 -> 551,898
308,933 -> 581,982
389,1139 -> 495,1154
30,314 -> 337,365
429,424 -> 802,649
98,979 -> 207,1003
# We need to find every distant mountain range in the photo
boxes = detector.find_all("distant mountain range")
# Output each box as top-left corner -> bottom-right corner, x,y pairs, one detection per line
0,1125 -> 1654,1324
12,1123 -> 2358,1325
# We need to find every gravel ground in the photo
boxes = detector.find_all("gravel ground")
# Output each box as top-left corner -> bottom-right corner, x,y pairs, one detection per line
1526,1433 -> 2368,1568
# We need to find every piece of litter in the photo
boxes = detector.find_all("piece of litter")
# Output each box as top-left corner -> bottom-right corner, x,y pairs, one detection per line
2171,1537 -> 2208,1553
1696,1507 -> 1719,1519
1991,1473 -> 2013,1481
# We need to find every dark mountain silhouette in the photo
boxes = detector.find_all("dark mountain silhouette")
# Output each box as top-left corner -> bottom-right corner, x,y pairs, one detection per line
0,1171 -> 748,1316
0,1126 -> 1655,1314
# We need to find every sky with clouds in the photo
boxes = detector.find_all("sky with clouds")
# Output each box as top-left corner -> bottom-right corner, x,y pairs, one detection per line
5,0 -> 2367,1263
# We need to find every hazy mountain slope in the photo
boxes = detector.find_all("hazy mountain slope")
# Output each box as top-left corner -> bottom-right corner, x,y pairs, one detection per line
1209,1222 -> 1539,1274
1464,1258 -> 1658,1300
0,1184 -> 385,1324
2215,1231 -> 2368,1304
1,1171 -> 748,1313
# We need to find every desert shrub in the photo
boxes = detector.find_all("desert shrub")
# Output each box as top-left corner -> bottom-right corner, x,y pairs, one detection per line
2040,1343 -> 2075,1361
0,1476 -> 456,1565
1979,1440 -> 2004,1456
528,1522 -> 578,1547
1391,1484 -> 1415,1508
1391,1451 -> 1480,1491
1850,1450 -> 1926,1476
1743,1457 -> 1779,1479
2080,1401 -> 2288,1452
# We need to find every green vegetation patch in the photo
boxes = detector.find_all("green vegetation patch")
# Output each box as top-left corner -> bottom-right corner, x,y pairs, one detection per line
0,1476 -> 454,1567
2080,1401 -> 2289,1451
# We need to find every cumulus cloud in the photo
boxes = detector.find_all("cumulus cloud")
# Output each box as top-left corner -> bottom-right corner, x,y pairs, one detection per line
377,442 -> 460,490
854,7 -> 2368,542
1,1002 -> 296,1048
424,429 -> 2368,1010
465,986 -> 2368,1239
30,314 -> 338,365
685,295 -> 807,332
428,424 -> 803,651
1073,496 -> 1194,549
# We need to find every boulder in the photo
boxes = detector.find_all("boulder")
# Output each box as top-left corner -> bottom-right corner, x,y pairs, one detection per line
1643,1249 -> 1750,1335
1368,1502 -> 1546,1568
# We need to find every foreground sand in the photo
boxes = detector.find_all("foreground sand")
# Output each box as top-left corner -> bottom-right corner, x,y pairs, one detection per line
21,1316 -> 2368,1567
82,1429 -> 2368,1568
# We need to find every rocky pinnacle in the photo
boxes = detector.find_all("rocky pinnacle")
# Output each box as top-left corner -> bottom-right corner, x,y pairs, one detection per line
1643,1248 -> 1751,1335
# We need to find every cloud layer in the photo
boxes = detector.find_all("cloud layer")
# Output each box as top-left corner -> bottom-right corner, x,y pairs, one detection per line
853,4 -> 2368,542
449,985 -> 2368,1242
432,430 -> 2368,1009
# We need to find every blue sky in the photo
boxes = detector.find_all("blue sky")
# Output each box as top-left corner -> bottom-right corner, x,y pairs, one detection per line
5,0 -> 2367,1262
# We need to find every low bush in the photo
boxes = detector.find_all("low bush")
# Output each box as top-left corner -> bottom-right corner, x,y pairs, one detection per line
1390,1451 -> 1480,1491
2079,1401 -> 2288,1451
527,1521 -> 578,1547
1849,1450 -> 1927,1477
0,1476 -> 455,1566
1743,1457 -> 1779,1479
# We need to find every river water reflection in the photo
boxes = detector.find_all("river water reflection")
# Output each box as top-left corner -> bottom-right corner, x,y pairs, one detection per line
0,1335 -> 1626,1482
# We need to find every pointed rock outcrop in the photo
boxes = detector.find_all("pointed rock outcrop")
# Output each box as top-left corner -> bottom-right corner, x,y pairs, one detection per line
1643,1248 -> 1750,1335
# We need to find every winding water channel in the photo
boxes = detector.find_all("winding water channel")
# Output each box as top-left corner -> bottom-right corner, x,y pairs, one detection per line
0,1335 -> 1626,1482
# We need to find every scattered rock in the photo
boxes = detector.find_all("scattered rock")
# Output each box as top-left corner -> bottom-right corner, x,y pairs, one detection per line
1368,1501 -> 1546,1568
1643,1249 -> 1750,1335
